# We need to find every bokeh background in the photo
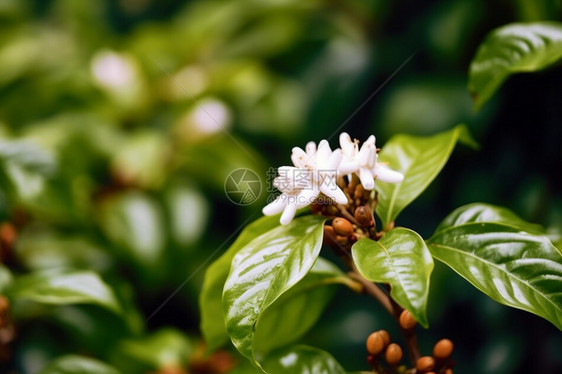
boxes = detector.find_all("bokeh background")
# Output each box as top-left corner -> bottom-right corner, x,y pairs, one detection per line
1,0 -> 562,373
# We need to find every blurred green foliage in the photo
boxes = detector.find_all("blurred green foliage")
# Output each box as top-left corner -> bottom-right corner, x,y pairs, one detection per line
0,0 -> 561,373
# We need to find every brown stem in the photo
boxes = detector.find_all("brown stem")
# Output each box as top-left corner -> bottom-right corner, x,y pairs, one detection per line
348,269 -> 393,316
337,204 -> 360,226
345,257 -> 421,366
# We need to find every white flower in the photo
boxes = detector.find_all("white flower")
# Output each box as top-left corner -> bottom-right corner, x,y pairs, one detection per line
338,133 -> 404,190
263,139 -> 348,225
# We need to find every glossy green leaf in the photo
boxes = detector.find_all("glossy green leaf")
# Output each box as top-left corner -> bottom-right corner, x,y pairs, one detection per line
116,328 -> 191,369
469,22 -> 562,109
7,270 -> 121,314
427,222 -> 562,331
435,203 -> 545,234
39,355 -> 121,374
254,257 -> 344,357
375,125 -> 476,228
263,345 -> 346,374
351,228 -> 434,327
223,215 -> 326,365
200,214 -> 280,352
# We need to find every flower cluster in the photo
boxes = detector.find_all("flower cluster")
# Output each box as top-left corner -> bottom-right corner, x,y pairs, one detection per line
263,133 -> 404,224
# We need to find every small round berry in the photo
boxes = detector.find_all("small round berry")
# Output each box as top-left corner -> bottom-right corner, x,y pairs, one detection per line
326,205 -> 339,216
433,339 -> 454,360
332,218 -> 354,236
444,369 -> 453,374
416,356 -> 435,372
354,206 -> 374,227
366,332 -> 385,355
378,330 -> 390,347
323,225 -> 337,246
309,202 -> 323,213
384,343 -> 402,366
335,234 -> 349,245
347,179 -> 358,196
354,184 -> 365,200
399,309 -> 417,330
0,222 -> 17,245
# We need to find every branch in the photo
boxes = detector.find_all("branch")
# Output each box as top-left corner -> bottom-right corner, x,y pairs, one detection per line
345,257 -> 421,365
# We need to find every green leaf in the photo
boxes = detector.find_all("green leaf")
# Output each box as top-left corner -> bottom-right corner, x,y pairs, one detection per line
427,222 -> 562,331
222,215 -> 326,366
116,328 -> 191,369
200,214 -> 280,352
7,270 -> 121,314
351,228 -> 434,327
263,345 -> 346,374
254,257 -> 344,357
469,22 -> 562,109
0,264 -> 13,293
99,191 -> 165,267
435,203 -> 545,234
375,125 -> 476,228
165,184 -> 209,247
39,355 -> 121,374
0,139 -> 57,176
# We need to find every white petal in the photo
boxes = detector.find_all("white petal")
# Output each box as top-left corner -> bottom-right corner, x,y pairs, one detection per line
262,195 -> 288,216
373,164 -> 404,183
291,147 -> 308,168
325,148 -> 343,170
273,166 -> 300,192
359,167 -> 375,190
295,187 -> 320,208
338,161 -> 359,174
305,141 -> 316,156
280,203 -> 298,225
320,184 -> 348,205
357,143 -> 371,167
365,135 -> 376,145
339,132 -> 355,156
316,139 -> 331,162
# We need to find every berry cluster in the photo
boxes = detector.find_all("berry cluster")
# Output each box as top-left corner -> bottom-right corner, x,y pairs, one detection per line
414,339 -> 454,374
316,175 -> 382,252
365,310 -> 455,374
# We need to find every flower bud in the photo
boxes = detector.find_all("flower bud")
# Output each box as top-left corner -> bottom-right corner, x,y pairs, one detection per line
399,309 -> 417,330
384,343 -> 402,366
332,218 -> 354,236
433,339 -> 454,360
444,369 -> 453,374
416,356 -> 435,372
366,332 -> 385,355
354,206 -> 374,227
354,184 -> 365,200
